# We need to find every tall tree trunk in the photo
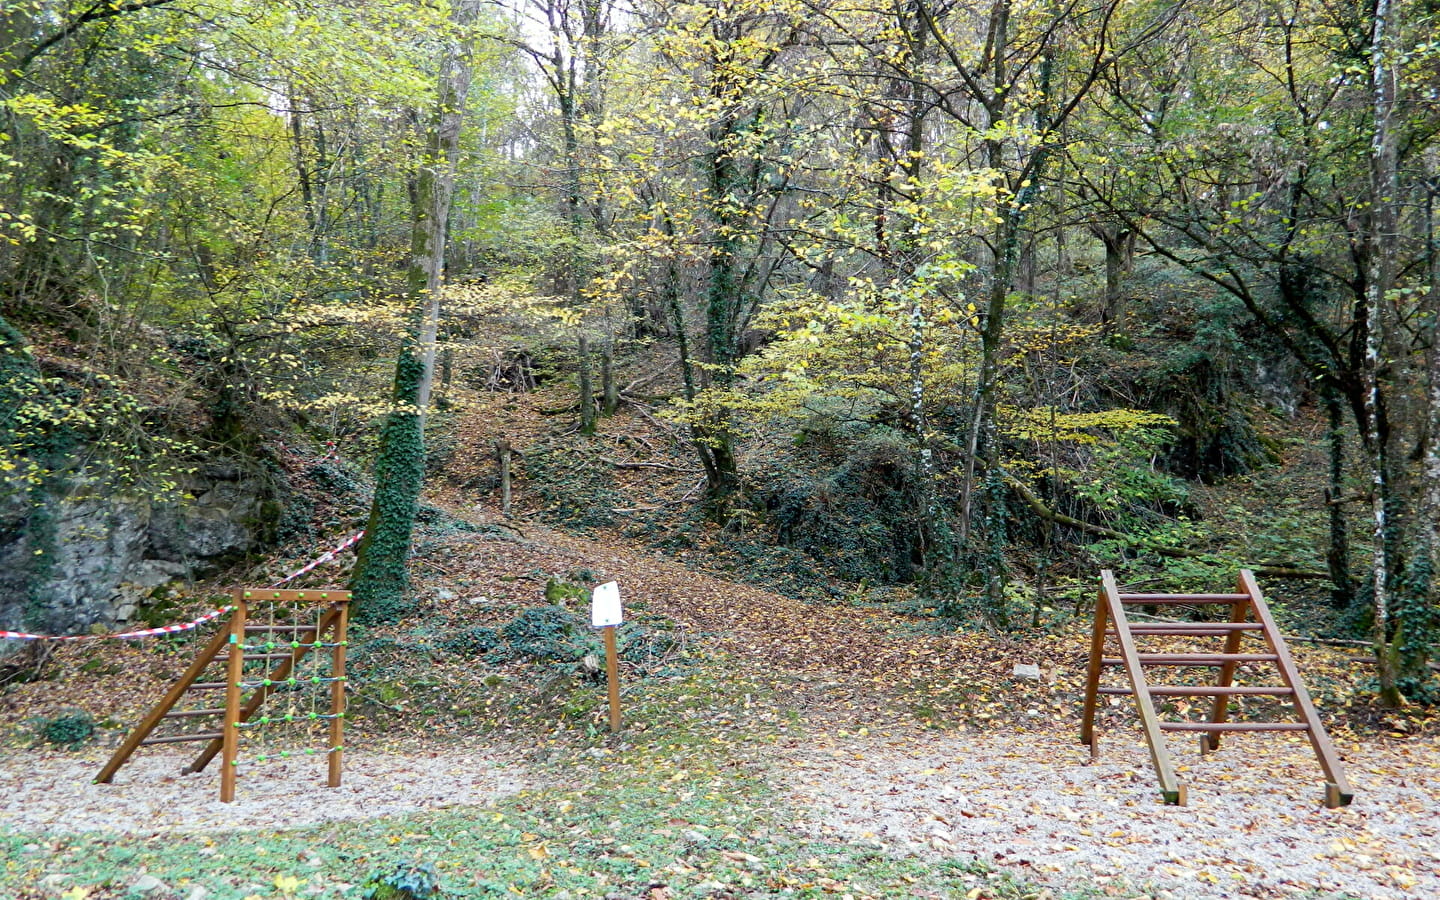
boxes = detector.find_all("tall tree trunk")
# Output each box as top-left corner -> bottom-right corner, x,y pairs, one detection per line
960,0 -> 1052,624
601,341 -> 618,415
1364,0 -> 1402,707
1093,221 -> 1134,329
698,104 -> 743,507
350,0 -> 478,622
1422,168 -> 1440,665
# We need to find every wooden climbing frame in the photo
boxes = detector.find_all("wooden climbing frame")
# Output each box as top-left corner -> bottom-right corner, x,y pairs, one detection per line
1080,570 -> 1352,808
95,588 -> 350,803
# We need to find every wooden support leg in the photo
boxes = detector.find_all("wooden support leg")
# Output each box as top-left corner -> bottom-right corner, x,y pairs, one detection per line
221,595 -> 248,803
1080,586 -> 1110,758
1103,571 -> 1186,806
1241,571 -> 1354,807
328,601 -> 348,788
95,623 -> 231,785
1204,584 -> 1250,753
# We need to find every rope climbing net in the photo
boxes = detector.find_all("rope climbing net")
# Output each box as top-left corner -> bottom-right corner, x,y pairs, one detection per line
220,588 -> 350,801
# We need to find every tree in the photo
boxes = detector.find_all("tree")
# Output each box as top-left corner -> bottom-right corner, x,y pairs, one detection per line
1073,0 -> 1439,702
349,0 -> 484,622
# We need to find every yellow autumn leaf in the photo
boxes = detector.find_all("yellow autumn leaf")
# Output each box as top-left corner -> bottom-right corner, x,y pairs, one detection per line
274,874 -> 303,893
60,888 -> 90,900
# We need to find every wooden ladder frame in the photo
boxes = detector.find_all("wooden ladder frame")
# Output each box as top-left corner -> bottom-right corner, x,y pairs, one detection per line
1080,570 -> 1352,808
96,588 -> 350,803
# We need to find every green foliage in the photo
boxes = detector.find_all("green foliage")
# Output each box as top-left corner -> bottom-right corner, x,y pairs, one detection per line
1052,425 -> 1191,533
762,429 -> 924,585
38,710 -> 95,750
501,605 -> 597,663
523,443 -> 620,531
1138,340 -> 1277,482
617,623 -> 679,668
544,577 -> 588,605
0,316 -> 195,499
437,625 -> 504,657
363,861 -> 440,900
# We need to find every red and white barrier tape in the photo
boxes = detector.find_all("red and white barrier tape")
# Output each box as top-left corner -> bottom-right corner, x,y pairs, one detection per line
0,605 -> 235,642
1,530 -> 365,642
266,530 -> 364,588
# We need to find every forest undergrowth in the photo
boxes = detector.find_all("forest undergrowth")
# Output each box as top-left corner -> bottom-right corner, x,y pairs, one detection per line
2,499 -> 1437,899
1,379 -> 1435,900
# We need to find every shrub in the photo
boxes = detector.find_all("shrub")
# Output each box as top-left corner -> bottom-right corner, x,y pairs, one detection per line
40,710 -> 95,750
502,605 -> 593,661
438,626 -> 503,657
363,861 -> 440,900
544,577 -> 588,606
762,430 -> 925,585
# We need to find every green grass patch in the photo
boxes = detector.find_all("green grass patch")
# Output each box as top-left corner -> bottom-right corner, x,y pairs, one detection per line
0,668 -> 1098,899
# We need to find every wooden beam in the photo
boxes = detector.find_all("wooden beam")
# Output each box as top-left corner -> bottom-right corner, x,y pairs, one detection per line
234,589 -> 351,604
220,596 -> 247,803
328,601 -> 348,788
1079,578 -> 1110,756
1205,589 -> 1253,752
1103,570 -> 1186,806
1240,570 -> 1354,808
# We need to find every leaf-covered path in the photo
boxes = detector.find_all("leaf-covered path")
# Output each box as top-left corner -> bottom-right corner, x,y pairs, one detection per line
428,527 -> 1440,899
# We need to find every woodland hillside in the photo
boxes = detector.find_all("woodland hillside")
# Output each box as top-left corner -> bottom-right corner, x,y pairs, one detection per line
3,5 -> 1440,899
2,0 -> 1438,709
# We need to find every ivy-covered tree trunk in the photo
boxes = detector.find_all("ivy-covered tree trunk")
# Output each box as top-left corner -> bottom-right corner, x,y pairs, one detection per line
695,100 -> 745,509
958,0 -> 1053,622
1323,391 -> 1356,609
349,0 -> 478,623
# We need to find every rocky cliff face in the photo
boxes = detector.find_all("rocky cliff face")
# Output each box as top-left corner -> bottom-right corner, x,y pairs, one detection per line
0,462 -> 277,636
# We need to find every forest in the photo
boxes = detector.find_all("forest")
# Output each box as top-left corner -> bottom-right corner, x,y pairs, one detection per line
5,0 -> 1437,698
1,1 -> 1439,896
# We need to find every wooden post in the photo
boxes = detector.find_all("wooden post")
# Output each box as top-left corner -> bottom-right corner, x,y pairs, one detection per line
602,625 -> 621,732
1079,586 -> 1109,757
328,599 -> 348,787
496,438 -> 512,517
1204,585 -> 1251,752
221,592 -> 248,803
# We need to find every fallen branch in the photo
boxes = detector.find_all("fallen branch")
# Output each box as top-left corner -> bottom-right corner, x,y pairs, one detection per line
1325,492 -> 1373,506
600,456 -> 699,473
1285,635 -> 1374,649
1005,475 -> 1330,581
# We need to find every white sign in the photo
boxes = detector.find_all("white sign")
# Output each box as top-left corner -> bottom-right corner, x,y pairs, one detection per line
591,581 -> 623,628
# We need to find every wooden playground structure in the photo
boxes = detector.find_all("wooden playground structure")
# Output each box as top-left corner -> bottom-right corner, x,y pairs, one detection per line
96,588 -> 350,802
1081,570 -> 1352,808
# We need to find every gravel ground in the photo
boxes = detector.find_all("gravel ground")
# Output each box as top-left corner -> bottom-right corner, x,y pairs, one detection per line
0,748 -> 528,834
783,729 -> 1439,900
3,728 -> 1434,900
